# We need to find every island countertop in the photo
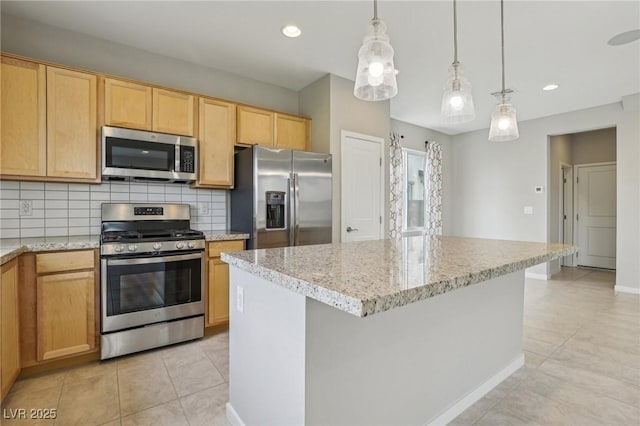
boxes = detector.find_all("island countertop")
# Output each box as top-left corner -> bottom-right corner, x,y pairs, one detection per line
221,236 -> 577,317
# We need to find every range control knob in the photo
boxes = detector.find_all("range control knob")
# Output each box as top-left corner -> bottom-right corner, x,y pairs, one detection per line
152,243 -> 162,251
176,242 -> 185,249
114,245 -> 124,253
187,241 -> 195,249
128,244 -> 137,252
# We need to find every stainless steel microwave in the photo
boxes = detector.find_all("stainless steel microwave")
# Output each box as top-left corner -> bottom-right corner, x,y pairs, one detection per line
102,126 -> 197,183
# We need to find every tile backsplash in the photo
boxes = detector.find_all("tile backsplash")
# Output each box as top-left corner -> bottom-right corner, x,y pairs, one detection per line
0,181 -> 227,238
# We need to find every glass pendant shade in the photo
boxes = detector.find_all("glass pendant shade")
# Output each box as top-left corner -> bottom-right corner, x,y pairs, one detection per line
354,19 -> 398,101
440,62 -> 475,124
488,97 -> 519,141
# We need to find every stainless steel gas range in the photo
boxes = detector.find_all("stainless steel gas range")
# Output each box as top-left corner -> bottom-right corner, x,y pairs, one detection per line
100,203 -> 205,360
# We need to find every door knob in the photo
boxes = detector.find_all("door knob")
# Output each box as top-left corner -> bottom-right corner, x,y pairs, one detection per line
346,226 -> 359,232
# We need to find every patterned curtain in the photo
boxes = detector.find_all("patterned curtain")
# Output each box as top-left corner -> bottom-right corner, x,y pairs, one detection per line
388,132 -> 403,240
425,142 -> 443,235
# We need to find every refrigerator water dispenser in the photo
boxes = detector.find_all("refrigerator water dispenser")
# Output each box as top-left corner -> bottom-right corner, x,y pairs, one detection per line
266,191 -> 286,229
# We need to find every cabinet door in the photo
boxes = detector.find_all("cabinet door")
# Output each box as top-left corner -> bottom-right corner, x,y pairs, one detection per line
152,88 -> 195,136
37,270 -> 95,361
104,78 -> 152,130
1,259 -> 20,401
197,97 -> 236,187
47,67 -> 98,180
207,259 -> 230,326
275,114 -> 309,151
0,56 -> 46,177
237,106 -> 274,146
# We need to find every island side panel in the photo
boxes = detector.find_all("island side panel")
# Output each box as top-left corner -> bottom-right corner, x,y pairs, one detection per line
227,267 -> 307,425
304,271 -> 526,426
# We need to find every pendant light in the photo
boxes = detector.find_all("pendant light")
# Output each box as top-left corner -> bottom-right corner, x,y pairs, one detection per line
488,0 -> 519,141
353,0 -> 398,101
441,0 -> 475,124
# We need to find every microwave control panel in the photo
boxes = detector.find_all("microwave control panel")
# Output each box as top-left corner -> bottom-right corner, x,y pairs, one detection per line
180,146 -> 195,173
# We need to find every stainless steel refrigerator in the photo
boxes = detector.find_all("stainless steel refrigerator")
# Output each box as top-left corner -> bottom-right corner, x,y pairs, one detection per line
230,146 -> 332,249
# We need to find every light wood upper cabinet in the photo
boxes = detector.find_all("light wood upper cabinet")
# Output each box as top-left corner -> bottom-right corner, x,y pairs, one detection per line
196,97 -> 236,188
0,56 -> 46,177
46,67 -> 98,180
1,259 -> 20,402
104,78 -> 152,130
275,113 -> 309,151
152,88 -> 195,136
237,106 -> 274,146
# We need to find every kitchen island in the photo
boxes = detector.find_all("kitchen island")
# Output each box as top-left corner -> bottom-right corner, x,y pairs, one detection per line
221,236 -> 576,425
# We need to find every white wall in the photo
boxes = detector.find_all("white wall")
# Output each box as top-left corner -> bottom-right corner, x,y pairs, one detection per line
299,74 -> 391,243
390,119 -> 454,236
450,101 -> 639,289
549,135 -> 573,274
0,13 -> 299,113
571,127 -> 616,165
299,75 -> 330,154
329,75 -> 391,242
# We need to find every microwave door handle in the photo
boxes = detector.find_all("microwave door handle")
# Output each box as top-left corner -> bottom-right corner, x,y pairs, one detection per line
107,252 -> 202,266
175,144 -> 181,172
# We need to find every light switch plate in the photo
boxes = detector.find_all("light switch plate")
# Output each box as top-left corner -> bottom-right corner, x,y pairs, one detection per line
524,206 -> 534,215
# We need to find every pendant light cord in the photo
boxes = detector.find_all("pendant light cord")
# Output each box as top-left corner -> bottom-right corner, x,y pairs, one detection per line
500,0 -> 506,96
373,0 -> 378,20
453,0 -> 458,63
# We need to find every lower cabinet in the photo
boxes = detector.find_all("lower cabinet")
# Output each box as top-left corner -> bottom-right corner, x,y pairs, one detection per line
37,270 -> 95,361
1,259 -> 20,402
206,240 -> 245,327
18,250 -> 98,368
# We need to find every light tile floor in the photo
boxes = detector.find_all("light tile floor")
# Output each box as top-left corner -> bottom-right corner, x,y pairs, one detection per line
2,267 -> 638,425
451,267 -> 640,425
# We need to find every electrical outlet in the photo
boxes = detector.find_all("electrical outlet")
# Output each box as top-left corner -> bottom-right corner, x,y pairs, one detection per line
236,285 -> 244,313
524,206 -> 534,215
198,202 -> 210,215
19,200 -> 33,216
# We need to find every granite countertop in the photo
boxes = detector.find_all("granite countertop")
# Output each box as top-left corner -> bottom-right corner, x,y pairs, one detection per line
0,231 -> 249,265
221,236 -> 578,317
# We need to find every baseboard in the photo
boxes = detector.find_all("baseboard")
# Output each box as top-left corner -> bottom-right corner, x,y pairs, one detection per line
427,353 -> 525,426
525,272 -> 550,280
226,402 -> 245,426
614,285 -> 640,295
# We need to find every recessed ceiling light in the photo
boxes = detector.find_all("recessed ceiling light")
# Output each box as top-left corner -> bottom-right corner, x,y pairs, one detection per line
543,84 -> 559,91
281,25 -> 301,38
608,29 -> 640,46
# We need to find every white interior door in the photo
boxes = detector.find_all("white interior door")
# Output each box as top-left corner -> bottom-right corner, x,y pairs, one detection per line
576,163 -> 616,269
341,131 -> 383,242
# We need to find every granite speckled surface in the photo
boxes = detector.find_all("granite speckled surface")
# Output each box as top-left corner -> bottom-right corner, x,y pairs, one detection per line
0,232 -> 248,265
203,231 -> 250,241
221,236 -> 578,317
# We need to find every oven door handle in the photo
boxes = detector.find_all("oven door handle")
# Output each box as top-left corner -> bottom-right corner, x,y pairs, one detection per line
106,252 -> 203,266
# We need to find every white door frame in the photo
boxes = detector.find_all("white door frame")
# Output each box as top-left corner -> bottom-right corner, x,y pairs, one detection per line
573,161 -> 617,266
340,130 -> 385,242
559,163 -> 575,266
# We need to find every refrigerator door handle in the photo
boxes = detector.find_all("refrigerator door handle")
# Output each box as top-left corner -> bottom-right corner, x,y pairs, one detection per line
288,174 -> 295,246
293,172 -> 300,246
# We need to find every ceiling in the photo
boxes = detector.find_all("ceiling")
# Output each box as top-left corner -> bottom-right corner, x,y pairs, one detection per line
2,1 -> 639,135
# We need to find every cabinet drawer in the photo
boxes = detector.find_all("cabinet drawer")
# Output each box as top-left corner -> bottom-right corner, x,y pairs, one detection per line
36,250 -> 95,274
208,240 -> 245,258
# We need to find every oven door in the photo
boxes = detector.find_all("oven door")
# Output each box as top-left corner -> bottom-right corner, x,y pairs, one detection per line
101,251 -> 204,333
